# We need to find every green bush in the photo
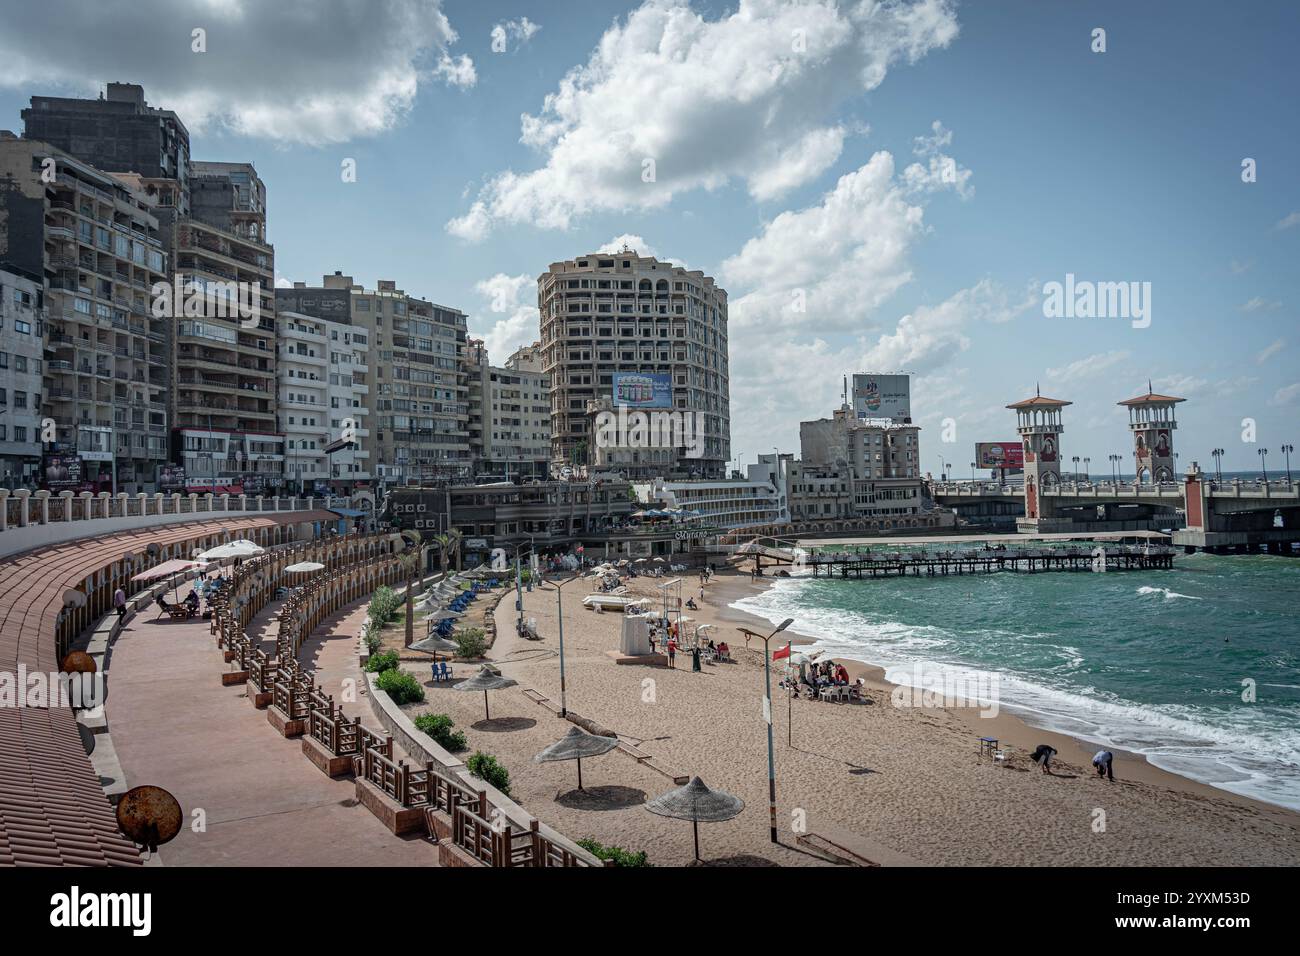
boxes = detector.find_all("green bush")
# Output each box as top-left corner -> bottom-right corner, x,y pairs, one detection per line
364,649 -> 399,673
368,586 -> 400,626
413,713 -> 468,752
577,839 -> 651,867
453,627 -> 487,659
375,667 -> 425,704
362,623 -> 383,655
466,751 -> 511,796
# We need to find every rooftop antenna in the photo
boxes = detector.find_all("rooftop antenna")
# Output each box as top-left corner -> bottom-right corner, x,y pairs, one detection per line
1148,378 -> 1153,394
1035,382 -> 1041,397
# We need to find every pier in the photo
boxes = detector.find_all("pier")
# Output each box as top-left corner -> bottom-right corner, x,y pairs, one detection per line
805,544 -> 1175,579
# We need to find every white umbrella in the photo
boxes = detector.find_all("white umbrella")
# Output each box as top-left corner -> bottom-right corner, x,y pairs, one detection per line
284,561 -> 324,573
198,539 -> 265,560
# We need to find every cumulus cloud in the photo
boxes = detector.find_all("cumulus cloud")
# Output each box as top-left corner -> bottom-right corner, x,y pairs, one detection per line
1239,296 -> 1282,312
1275,211 -> 1300,231
471,273 -> 539,361
597,234 -> 660,259
1270,383 -> 1300,407
0,0 -> 474,145
902,120 -> 973,198
491,17 -> 542,52
447,0 -> 959,240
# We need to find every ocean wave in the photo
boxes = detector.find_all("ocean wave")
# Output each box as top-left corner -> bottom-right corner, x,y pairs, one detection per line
731,580 -> 1300,811
1136,585 -> 1203,601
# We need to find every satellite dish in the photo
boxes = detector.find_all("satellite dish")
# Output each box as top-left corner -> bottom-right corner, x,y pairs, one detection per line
116,785 -> 183,854
62,589 -> 87,609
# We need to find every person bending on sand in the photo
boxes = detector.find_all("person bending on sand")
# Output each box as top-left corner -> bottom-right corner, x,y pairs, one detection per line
1031,744 -> 1057,774
1092,750 -> 1115,781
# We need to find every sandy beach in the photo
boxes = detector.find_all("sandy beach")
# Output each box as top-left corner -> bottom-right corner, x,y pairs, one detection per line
392,565 -> 1300,867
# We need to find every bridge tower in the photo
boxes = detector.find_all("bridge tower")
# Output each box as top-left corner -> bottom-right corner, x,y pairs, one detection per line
1118,384 -> 1185,483
1007,386 -> 1071,530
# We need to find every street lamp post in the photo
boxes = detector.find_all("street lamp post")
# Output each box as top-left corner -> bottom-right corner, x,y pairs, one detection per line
741,618 -> 794,844
1072,456 -> 1080,482
969,461 -> 976,482
1108,454 -> 1120,484
1083,457 -> 1091,482
938,455 -> 947,481
538,570 -> 580,718
1211,448 -> 1224,483
1283,444 -> 1294,484
1259,447 -> 1269,483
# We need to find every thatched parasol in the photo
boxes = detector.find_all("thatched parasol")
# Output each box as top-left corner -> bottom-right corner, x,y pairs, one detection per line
409,634 -> 460,661
534,725 -> 620,791
644,776 -> 744,861
454,664 -> 518,720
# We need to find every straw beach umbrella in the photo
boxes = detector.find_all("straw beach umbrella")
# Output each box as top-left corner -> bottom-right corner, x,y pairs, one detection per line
534,726 -> 620,791
454,664 -> 518,720
284,561 -> 324,574
645,776 -> 744,862
410,633 -> 460,665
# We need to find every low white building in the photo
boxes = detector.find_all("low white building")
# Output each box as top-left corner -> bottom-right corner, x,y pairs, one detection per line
634,453 -> 789,533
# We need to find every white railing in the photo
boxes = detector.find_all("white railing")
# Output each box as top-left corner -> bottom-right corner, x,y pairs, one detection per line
0,489 -> 354,537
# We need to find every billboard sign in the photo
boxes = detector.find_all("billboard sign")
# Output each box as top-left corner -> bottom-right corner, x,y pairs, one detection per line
975,442 -> 1024,470
612,372 -> 672,409
42,454 -> 84,491
157,464 -> 186,493
852,374 -> 911,422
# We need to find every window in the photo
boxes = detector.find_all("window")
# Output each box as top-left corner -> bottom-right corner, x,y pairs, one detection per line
13,391 -> 26,409
13,426 -> 25,443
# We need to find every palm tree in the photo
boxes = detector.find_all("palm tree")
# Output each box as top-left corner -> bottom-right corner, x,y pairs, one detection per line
398,528 -> 424,648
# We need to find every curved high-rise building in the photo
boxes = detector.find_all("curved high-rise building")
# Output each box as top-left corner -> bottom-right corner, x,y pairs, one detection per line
538,248 -> 730,479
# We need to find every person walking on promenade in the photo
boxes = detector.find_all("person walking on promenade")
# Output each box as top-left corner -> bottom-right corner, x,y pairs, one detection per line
667,637 -> 677,668
113,587 -> 127,620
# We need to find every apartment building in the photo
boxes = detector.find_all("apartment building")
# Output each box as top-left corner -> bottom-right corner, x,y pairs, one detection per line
0,137 -> 171,492
282,274 -> 468,485
273,300 -> 372,494
17,83 -> 282,492
538,248 -> 730,479
466,338 -> 550,479
0,270 -> 45,487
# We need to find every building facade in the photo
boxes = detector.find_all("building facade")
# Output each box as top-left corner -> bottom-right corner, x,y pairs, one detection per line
466,338 -> 550,480
538,248 -> 730,479
0,136 -> 171,492
281,274 -> 469,486
0,269 -> 45,488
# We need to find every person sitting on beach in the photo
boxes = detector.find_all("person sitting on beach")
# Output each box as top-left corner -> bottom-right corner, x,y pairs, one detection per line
1031,744 -> 1057,774
686,597 -> 698,610
717,641 -> 729,661
835,663 -> 850,686
184,589 -> 200,611
1092,750 -> 1115,782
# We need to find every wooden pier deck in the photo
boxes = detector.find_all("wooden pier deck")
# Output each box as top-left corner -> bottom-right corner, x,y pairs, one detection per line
806,545 -> 1176,579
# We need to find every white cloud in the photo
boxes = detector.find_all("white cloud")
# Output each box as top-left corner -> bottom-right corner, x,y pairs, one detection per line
433,53 -> 477,90
1239,296 -> 1282,312
470,273 -> 539,361
1269,383 -> 1300,407
857,278 -> 1034,374
902,120 -> 973,198
597,234 -> 659,259
1045,350 -> 1131,384
0,0 -> 474,145
447,0 -> 959,240
1257,338 -> 1285,364
1275,211 -> 1300,231
491,17 -> 541,53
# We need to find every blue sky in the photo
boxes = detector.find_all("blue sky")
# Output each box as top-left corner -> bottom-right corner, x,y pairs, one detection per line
1,0 -> 1296,476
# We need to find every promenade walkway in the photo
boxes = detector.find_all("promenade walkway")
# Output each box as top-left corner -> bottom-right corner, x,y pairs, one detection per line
106,588 -> 436,866
0,513 -> 323,867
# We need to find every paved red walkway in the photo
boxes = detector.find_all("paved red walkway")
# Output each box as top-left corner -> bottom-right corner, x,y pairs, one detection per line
0,513 -> 324,867
106,590 -> 437,866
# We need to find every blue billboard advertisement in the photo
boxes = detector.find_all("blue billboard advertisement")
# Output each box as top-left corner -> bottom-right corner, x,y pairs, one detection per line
612,372 -> 673,408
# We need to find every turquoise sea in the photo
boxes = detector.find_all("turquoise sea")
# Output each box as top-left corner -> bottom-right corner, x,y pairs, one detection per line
732,552 -> 1300,810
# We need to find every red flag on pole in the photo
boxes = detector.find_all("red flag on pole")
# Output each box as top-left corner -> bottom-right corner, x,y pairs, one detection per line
773,644 -> 791,661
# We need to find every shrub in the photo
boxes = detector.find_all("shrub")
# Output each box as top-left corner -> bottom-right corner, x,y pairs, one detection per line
577,839 -> 651,867
466,751 -> 511,796
362,622 -> 384,655
364,649 -> 399,673
453,627 -> 487,659
413,712 -> 468,752
375,667 -> 425,704
368,586 -> 400,626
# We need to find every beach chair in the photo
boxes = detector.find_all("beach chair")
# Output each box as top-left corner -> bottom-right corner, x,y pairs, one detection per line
433,661 -> 451,683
